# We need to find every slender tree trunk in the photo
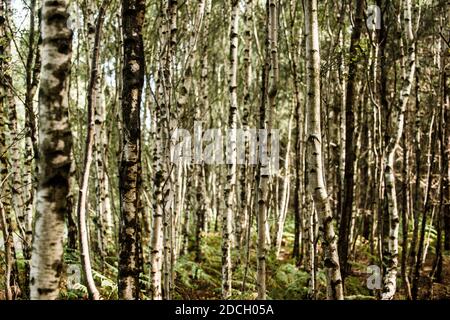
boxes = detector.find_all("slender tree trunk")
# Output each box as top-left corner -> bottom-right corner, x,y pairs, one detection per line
304,0 -> 343,300
118,0 -> 145,299
0,0 -> 19,299
66,156 -> 78,251
0,199 -> 13,300
222,0 -> 239,299
408,70 -> 422,291
274,112 -> 293,257
256,0 -> 272,300
94,73 -> 113,259
150,2 -> 168,300
29,0 -> 73,300
161,0 -> 177,300
304,200 -> 315,299
77,0 -> 110,300
238,0 -> 252,252
22,4 -> 41,297
193,0 -> 209,264
338,0 -> 364,278
401,119 -> 412,299
381,0 -> 416,300
150,152 -> 163,299
412,112 -> 436,299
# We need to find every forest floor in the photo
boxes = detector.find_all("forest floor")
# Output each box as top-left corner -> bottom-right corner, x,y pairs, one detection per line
1,232 -> 450,300
171,233 -> 450,300
418,255 -> 450,300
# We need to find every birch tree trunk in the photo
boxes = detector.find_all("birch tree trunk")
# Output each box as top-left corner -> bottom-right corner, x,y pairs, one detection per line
238,0 -> 253,252
0,3 -> 17,298
23,2 -> 41,298
94,73 -> 113,259
274,112 -> 293,257
257,0 -> 272,300
150,4 -> 167,300
66,156 -> 78,252
0,0 -> 18,299
76,0 -> 109,300
381,0 -> 417,300
222,0 -> 239,299
194,0 -> 211,261
118,0 -> 145,299
30,0 -> 73,300
304,0 -> 343,300
162,0 -> 177,300
0,199 -> 13,300
304,199 -> 315,298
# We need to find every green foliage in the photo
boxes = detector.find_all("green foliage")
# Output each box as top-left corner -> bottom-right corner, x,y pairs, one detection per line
60,286 -> 87,300
344,276 -> 370,297
268,263 -> 311,299
175,257 -> 219,289
92,270 -> 118,299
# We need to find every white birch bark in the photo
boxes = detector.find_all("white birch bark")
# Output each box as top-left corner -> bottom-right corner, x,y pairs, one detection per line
381,0 -> 417,300
30,0 -> 73,300
222,0 -> 239,299
304,0 -> 343,300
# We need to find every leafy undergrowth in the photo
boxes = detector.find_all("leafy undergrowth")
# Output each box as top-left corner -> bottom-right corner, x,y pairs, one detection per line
1,225 -> 450,300
172,232 -> 372,300
171,228 -> 450,300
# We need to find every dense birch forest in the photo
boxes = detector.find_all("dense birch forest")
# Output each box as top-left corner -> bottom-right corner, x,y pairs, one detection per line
0,0 -> 449,300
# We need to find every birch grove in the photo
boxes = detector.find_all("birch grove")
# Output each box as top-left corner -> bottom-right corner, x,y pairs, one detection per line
0,0 -> 449,301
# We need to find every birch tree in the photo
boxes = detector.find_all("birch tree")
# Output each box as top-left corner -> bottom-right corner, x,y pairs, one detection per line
118,0 -> 146,300
0,1 -> 16,300
30,0 -> 73,300
257,0 -> 271,300
304,0 -> 343,300
76,0 -> 110,300
222,0 -> 239,299
381,0 -> 417,300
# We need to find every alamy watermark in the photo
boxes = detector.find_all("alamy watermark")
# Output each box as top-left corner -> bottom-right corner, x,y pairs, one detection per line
366,265 -> 382,290
170,121 -> 280,175
67,264 -> 81,290
366,5 -> 381,30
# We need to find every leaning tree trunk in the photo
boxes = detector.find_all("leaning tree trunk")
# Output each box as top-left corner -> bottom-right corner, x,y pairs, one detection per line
76,0 -> 109,300
304,0 -> 343,300
29,0 -> 73,300
118,0 -> 146,300
381,0 -> 416,300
